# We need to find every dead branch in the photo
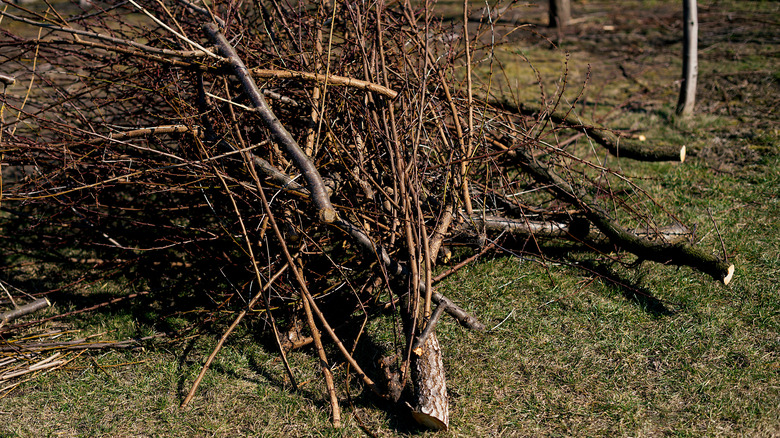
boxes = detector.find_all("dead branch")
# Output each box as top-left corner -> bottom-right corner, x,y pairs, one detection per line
516,150 -> 734,284
250,68 -> 398,99
204,23 -> 337,224
0,298 -> 50,325
467,215 -> 692,245
500,104 -> 686,162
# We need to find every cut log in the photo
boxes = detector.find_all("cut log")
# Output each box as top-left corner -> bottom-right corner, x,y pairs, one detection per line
410,331 -> 449,431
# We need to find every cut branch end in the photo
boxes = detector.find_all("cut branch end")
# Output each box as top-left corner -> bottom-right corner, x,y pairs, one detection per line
318,208 -> 338,224
723,264 -> 735,285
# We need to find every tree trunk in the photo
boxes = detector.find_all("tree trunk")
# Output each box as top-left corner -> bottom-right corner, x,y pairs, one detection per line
676,0 -> 698,116
548,0 -> 571,28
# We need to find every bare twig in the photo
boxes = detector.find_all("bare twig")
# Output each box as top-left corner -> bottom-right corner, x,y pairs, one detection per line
0,10 -> 214,59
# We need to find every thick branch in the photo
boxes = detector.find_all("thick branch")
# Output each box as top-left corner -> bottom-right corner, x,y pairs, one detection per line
546,110 -> 686,162
250,156 -> 307,195
498,103 -> 685,162
466,215 -> 691,245
0,298 -> 50,324
203,23 -> 336,223
544,108 -> 686,162
468,215 -> 586,240
585,126 -> 686,163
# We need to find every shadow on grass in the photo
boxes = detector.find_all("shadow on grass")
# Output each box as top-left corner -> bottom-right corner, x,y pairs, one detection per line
579,260 -> 678,317
1,196 -> 680,433
494,234 -> 678,317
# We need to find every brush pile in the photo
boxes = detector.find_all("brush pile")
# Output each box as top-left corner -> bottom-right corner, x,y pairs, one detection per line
0,0 -> 732,429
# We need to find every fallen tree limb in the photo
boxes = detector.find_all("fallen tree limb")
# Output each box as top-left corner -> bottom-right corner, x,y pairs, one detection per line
467,215 -> 587,240
517,151 -> 734,284
465,215 -> 692,245
498,103 -> 686,162
586,127 -> 686,163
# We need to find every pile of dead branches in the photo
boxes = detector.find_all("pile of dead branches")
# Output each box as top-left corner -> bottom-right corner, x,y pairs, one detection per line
0,0 -> 732,429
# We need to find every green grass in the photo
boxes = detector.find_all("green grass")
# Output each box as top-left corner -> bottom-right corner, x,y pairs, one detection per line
1,0 -> 779,436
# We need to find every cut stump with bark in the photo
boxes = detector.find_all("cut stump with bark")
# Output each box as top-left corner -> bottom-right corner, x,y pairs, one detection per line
410,331 -> 449,431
